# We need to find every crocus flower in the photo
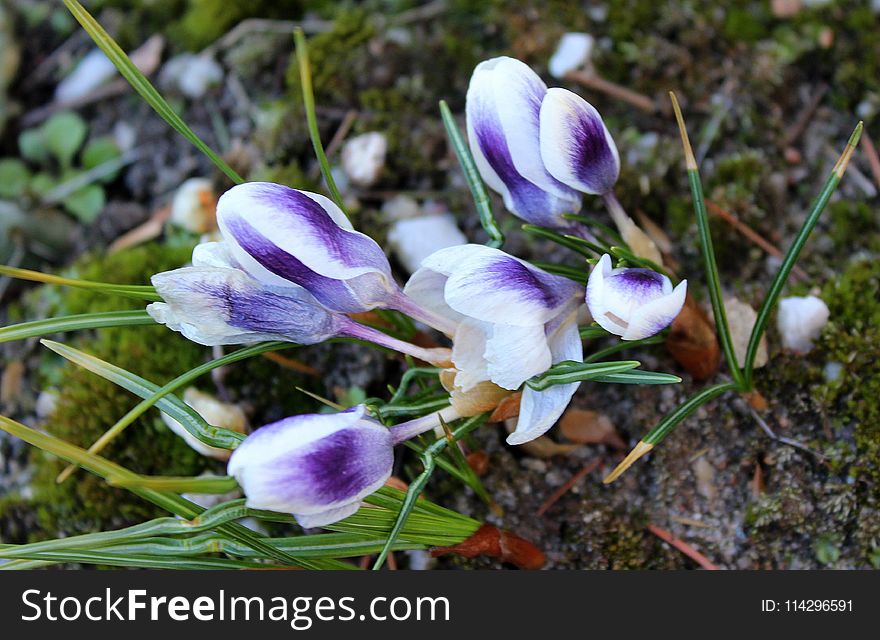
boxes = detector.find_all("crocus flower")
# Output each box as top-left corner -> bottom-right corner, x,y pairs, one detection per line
214,182 -> 457,334
404,244 -> 583,444
586,254 -> 687,340
148,244 -> 453,365
466,57 -> 582,229
228,404 -> 458,527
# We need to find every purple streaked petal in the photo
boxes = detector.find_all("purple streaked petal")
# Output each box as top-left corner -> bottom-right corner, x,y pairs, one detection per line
507,312 -> 582,444
622,279 -> 687,340
149,266 -> 343,346
466,58 -> 581,228
228,406 -> 393,520
540,87 -> 620,195
440,245 -> 581,326
217,183 -> 396,311
602,268 -> 671,321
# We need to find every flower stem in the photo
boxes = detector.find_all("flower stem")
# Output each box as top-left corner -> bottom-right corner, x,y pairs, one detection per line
387,291 -> 458,336
340,319 -> 452,366
388,406 -> 461,445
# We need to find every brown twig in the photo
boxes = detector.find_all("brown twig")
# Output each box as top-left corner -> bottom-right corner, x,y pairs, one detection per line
536,458 -> 601,516
564,70 -> 657,113
783,83 -> 828,147
261,351 -> 321,377
705,199 -> 808,281
647,524 -> 719,570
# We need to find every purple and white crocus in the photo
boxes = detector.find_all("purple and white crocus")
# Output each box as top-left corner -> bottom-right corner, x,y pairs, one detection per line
404,244 -> 583,445
147,209 -> 452,365
466,57 -> 582,230
228,404 -> 458,527
586,254 -> 687,340
215,182 -> 456,334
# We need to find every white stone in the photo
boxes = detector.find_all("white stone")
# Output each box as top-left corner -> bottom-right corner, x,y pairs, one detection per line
548,33 -> 595,79
387,212 -> 467,273
160,54 -> 223,99
161,388 -> 247,460
341,132 -> 387,187
777,295 -> 830,353
54,49 -> 116,103
724,296 -> 767,368
170,177 -> 216,233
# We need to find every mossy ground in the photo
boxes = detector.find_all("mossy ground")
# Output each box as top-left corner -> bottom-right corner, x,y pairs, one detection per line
1,0 -> 879,567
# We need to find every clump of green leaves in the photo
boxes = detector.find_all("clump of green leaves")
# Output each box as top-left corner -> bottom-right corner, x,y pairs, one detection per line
0,111 -> 121,223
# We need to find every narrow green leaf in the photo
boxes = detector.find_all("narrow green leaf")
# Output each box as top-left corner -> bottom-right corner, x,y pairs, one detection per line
40,340 -> 245,450
293,27 -> 345,210
0,310 -> 155,343
107,474 -> 239,494
439,100 -> 504,248
642,381 -> 738,446
522,224 -> 601,256
62,0 -> 244,184
592,371 -> 682,385
527,360 -> 641,391
0,265 -> 159,300
744,122 -> 863,386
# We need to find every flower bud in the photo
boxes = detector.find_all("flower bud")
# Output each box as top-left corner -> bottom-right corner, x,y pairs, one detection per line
586,254 -> 686,340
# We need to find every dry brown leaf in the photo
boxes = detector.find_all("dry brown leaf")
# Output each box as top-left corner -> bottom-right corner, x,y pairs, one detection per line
489,392 -> 522,422
559,408 -> 625,449
666,293 -> 721,381
466,451 -> 490,476
505,419 -> 582,458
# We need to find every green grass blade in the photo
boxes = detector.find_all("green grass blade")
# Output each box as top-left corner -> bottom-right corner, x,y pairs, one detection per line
293,27 -> 345,210
0,265 -> 159,300
40,339 -> 245,450
526,360 -> 641,391
439,99 -> 504,248
62,0 -> 244,184
107,474 -> 239,493
521,224 -> 603,256
55,341 -> 290,483
670,93 -> 744,388
0,310 -> 155,343
0,415 -> 323,568
592,371 -> 682,385
744,122 -> 863,386
584,334 -> 665,363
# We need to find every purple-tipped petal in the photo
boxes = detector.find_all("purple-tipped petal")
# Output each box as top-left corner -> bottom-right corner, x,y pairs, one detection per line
228,406 -> 393,525
622,280 -> 687,340
148,266 -> 343,346
539,87 -> 620,195
586,254 -> 684,340
426,244 -> 581,326
507,312 -> 582,444
466,58 -> 581,228
217,182 -> 397,312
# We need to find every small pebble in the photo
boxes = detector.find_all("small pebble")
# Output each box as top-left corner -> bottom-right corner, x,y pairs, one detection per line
160,53 -> 224,99
54,48 -> 116,103
777,295 -> 830,353
341,132 -> 387,187
548,32 -> 595,79
387,211 -> 467,273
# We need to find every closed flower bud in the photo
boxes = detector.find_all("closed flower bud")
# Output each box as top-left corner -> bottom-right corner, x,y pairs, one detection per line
586,254 -> 687,340
228,405 -> 394,528
466,57 -> 581,229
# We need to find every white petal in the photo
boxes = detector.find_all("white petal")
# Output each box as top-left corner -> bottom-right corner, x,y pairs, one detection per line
507,315 -> 582,445
191,241 -> 236,268
585,254 -> 626,335
622,280 -> 688,340
484,324 -> 552,390
451,319 -> 491,391
403,266 -> 464,326
294,502 -> 362,529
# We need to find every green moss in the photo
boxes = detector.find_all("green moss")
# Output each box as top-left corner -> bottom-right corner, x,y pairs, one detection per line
827,201 -> 880,254
816,259 -> 880,492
